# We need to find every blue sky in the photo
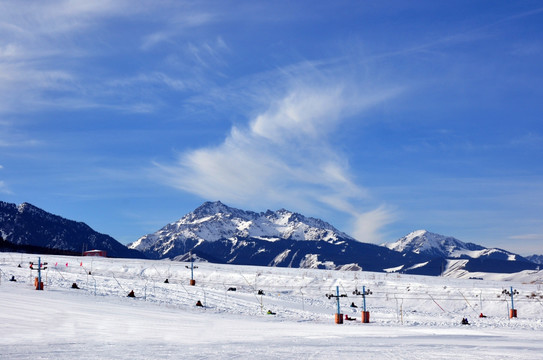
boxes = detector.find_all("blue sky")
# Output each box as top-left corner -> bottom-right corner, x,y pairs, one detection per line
1,1 -> 542,255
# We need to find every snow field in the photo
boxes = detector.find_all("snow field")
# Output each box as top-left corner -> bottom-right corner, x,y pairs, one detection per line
1,252 -> 543,359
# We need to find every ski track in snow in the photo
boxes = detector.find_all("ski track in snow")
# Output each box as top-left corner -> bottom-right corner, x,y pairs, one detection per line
1,252 -> 543,359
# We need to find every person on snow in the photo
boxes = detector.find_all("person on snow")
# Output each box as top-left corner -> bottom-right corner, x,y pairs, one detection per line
461,317 -> 470,325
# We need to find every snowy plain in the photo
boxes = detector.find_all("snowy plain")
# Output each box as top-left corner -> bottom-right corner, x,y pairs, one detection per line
1,252 -> 543,359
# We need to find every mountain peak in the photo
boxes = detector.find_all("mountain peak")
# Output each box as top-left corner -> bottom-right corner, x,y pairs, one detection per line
406,229 -> 429,238
16,202 -> 65,224
126,202 -> 538,274
0,200 -> 142,258
129,201 -> 355,257
399,229 -> 430,245
17,202 -> 41,214
385,230 -> 473,257
193,200 -> 230,216
187,201 -> 258,224
384,230 -> 527,263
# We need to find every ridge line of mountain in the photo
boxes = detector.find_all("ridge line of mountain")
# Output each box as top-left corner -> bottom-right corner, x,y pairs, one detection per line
1,200 -> 541,275
0,200 -> 143,258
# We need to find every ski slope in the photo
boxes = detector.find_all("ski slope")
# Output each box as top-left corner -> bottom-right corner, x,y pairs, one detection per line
1,252 -> 543,359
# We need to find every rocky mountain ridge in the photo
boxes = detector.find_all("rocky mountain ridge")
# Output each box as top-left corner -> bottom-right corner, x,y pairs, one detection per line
129,201 -> 539,275
129,201 -> 354,257
0,201 -> 142,258
383,229 -> 528,262
1,200 -> 540,277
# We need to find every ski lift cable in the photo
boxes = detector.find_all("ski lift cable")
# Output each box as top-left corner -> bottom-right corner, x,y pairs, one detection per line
428,293 -> 448,313
111,272 -> 127,293
123,274 -> 542,303
54,267 -> 67,281
239,272 -> 263,305
458,290 -> 479,315
25,260 -> 543,307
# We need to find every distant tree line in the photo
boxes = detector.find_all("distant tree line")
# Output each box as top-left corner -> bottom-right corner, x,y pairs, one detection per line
0,236 -> 81,256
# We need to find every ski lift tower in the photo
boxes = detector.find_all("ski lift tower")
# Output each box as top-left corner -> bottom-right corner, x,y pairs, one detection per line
29,257 -> 47,290
185,252 -> 198,286
502,286 -> 519,318
353,285 -> 372,323
326,286 -> 344,324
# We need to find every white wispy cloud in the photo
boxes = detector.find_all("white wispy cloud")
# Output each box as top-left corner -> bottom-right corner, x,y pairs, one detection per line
0,165 -> 12,195
509,233 -> 543,241
141,32 -> 173,51
0,121 -> 41,147
154,70 -> 403,241
510,132 -> 543,149
0,1 -> 120,113
108,72 -> 191,92
0,1 -> 220,114
507,234 -> 543,255
351,205 -> 396,243
139,11 -> 217,51
0,164 -> 13,195
0,180 -> 12,195
185,37 -> 230,69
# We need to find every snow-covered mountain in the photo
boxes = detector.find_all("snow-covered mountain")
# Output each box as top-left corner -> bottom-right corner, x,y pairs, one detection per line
382,230 -> 538,275
128,201 -> 425,271
129,203 -> 540,274
2,199 -> 538,276
129,201 -> 354,256
527,254 -> 543,265
384,230 -> 526,261
0,201 -> 142,258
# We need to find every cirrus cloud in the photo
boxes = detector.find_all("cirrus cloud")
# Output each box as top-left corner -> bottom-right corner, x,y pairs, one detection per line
154,74 -> 402,242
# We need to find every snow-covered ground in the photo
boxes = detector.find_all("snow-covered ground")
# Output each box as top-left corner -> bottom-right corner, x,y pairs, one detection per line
1,252 -> 543,359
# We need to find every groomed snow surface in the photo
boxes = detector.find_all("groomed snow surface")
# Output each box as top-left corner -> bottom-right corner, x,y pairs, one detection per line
1,253 -> 543,359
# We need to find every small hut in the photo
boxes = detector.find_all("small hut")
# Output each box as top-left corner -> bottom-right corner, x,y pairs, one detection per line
83,249 -> 107,257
